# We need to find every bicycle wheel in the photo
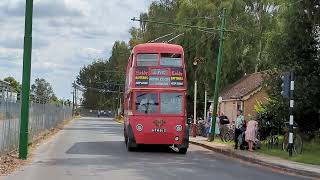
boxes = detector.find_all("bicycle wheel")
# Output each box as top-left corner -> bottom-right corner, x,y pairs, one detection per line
294,134 -> 303,154
274,136 -> 279,148
223,131 -> 233,142
266,136 -> 272,149
282,134 -> 289,151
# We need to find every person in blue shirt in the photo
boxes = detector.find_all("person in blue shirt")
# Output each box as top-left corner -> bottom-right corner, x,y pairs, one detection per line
234,110 -> 245,149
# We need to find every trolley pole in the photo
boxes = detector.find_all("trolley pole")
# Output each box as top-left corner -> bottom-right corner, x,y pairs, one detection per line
209,9 -> 227,141
289,72 -> 295,157
19,0 -> 34,160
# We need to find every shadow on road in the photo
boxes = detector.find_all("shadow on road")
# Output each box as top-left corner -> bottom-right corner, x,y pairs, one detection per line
66,141 -> 178,156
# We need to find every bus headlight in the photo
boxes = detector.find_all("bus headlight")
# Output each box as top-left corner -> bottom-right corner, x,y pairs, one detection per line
176,125 -> 182,132
136,124 -> 143,132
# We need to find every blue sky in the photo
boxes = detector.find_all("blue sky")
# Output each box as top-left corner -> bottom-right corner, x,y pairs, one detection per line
0,0 -> 153,100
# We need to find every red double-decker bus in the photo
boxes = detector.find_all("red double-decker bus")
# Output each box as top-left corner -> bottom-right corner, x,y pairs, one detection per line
123,43 -> 189,154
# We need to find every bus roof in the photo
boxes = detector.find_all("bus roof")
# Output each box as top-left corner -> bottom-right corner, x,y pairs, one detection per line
133,43 -> 184,54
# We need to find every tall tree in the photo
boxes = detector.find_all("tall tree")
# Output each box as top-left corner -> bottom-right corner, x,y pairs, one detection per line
127,0 -> 282,116
3,77 -> 21,92
266,0 -> 320,134
31,78 -> 55,101
77,41 -> 130,110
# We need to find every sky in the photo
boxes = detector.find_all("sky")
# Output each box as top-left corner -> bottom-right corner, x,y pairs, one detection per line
0,0 -> 153,100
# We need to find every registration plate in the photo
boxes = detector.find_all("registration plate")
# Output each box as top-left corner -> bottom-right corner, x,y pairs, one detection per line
152,128 -> 166,133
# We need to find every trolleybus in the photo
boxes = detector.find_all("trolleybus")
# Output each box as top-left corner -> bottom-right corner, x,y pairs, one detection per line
123,43 -> 189,154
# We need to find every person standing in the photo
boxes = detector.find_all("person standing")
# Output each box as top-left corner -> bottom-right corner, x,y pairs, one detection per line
245,119 -> 258,152
215,115 -> 220,137
234,110 -> 244,149
206,112 -> 212,137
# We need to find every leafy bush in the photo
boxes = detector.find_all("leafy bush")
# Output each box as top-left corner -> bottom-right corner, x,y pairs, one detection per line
255,99 -> 287,140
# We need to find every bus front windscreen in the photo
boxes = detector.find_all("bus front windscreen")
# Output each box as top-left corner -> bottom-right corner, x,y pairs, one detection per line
160,93 -> 183,114
135,92 -> 183,115
136,93 -> 159,114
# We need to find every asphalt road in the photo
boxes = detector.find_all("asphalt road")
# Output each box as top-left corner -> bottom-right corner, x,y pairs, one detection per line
1,117 -> 307,180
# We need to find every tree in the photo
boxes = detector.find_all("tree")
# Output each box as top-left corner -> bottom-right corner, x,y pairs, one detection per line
77,41 -> 130,110
126,0 -> 283,116
31,78 -> 55,102
265,0 -> 320,135
3,77 -> 21,92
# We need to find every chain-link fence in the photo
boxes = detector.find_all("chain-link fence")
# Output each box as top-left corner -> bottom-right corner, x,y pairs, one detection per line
0,85 -> 72,155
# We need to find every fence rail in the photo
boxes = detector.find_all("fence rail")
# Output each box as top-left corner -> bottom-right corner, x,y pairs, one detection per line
0,88 -> 72,155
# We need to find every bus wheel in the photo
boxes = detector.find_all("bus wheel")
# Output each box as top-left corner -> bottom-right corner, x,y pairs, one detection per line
178,148 -> 188,154
124,135 -> 128,145
124,130 -> 128,144
126,138 -> 135,152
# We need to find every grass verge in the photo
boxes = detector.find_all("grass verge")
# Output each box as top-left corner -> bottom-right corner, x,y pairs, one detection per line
257,139 -> 320,165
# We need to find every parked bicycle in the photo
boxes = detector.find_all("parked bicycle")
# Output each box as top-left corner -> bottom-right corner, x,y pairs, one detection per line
197,118 -> 207,137
265,121 -> 280,149
220,123 -> 235,142
282,122 -> 303,154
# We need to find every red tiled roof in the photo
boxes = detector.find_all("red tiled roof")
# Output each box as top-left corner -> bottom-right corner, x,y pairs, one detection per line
220,72 -> 266,100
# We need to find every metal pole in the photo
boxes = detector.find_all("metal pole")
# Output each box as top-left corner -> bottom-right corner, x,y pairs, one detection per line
72,91 -> 75,116
289,72 -> 294,157
74,82 -> 77,113
19,0 -> 33,160
119,97 -> 122,114
204,90 -> 207,121
209,9 -> 226,141
193,80 -> 197,125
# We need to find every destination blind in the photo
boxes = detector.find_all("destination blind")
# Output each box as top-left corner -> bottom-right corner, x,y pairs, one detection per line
135,67 -> 184,87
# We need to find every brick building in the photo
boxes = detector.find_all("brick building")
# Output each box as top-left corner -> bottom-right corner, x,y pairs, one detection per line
209,72 -> 269,122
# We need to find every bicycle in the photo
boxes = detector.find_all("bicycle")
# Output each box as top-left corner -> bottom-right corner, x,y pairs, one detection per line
282,122 -> 303,154
221,123 -> 235,142
197,118 -> 207,137
265,122 -> 280,149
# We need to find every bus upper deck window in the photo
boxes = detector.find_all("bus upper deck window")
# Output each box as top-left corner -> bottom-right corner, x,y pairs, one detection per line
160,53 -> 182,67
137,54 -> 158,67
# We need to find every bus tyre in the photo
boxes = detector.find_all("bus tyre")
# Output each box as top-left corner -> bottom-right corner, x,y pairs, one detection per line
126,137 -> 135,152
124,134 -> 128,145
178,148 -> 188,154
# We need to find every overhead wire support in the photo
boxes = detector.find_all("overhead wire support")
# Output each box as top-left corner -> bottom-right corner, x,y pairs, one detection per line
149,33 -> 174,43
165,33 -> 184,43
131,17 -> 235,33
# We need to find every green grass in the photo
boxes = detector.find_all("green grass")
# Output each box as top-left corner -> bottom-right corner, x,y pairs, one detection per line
214,135 -> 320,165
257,139 -> 320,165
213,137 -> 234,146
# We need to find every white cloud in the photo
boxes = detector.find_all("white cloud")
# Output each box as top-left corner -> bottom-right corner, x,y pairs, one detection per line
0,0 -> 153,99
